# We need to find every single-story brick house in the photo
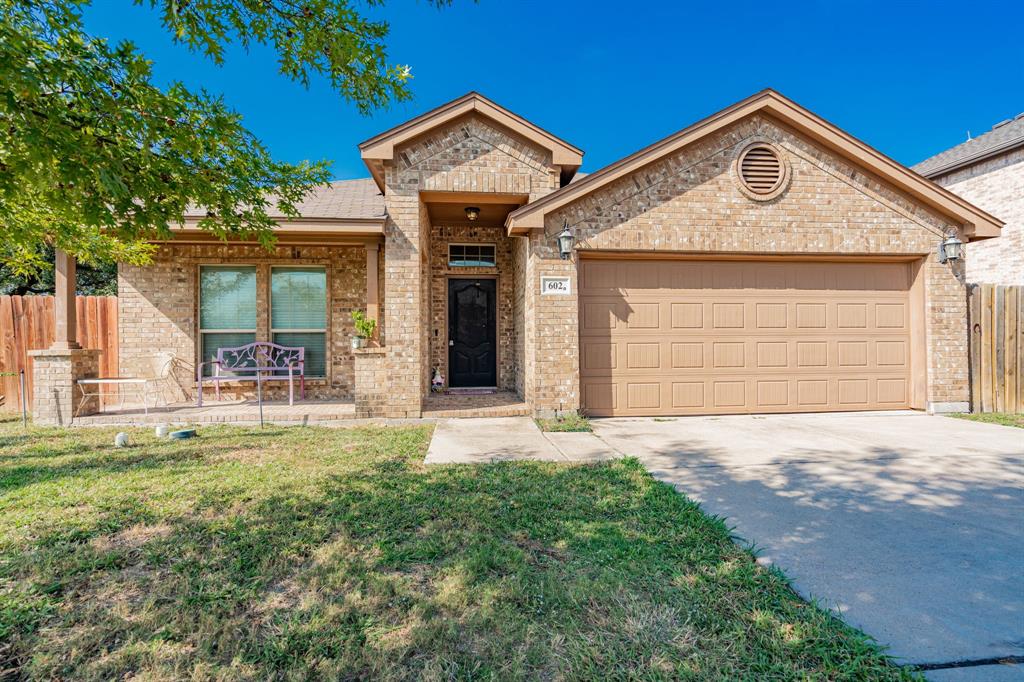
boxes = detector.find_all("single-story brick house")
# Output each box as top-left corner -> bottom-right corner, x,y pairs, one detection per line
914,114 -> 1023,285
117,89 -> 1003,418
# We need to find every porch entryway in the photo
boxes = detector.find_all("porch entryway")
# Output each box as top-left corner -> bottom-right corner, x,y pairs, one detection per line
448,278 -> 497,388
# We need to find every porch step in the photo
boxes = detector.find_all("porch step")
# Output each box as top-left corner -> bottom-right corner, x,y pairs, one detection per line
421,390 -> 530,419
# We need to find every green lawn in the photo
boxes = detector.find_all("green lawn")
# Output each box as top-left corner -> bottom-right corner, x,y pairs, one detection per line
950,412 -> 1024,428
535,412 -> 593,432
0,418 -> 915,680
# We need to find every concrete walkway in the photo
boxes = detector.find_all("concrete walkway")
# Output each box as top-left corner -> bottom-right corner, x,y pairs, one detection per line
424,417 -> 616,464
592,412 -> 1024,676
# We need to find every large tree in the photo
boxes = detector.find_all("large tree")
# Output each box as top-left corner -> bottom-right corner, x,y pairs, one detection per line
1,0 -> 440,278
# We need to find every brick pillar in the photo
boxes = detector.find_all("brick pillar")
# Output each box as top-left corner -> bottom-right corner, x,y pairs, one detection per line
28,348 -> 101,426
380,188 -> 426,418
353,347 -> 388,418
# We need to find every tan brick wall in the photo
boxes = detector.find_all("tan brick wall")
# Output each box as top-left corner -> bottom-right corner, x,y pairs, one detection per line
353,347 -> 388,417
118,243 -> 368,401
427,224 -> 515,390
530,115 -> 968,414
381,113 -> 562,414
511,235 -> 529,397
29,348 -> 100,425
930,148 -> 1024,285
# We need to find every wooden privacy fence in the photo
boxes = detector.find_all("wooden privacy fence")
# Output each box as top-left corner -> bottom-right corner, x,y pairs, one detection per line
968,284 -> 1023,413
0,295 -> 118,412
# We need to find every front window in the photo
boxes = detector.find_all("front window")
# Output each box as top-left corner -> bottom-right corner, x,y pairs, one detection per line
271,267 -> 327,377
199,265 -> 257,376
449,243 -> 496,267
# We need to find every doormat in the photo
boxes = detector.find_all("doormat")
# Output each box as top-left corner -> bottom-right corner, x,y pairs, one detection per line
446,388 -> 497,396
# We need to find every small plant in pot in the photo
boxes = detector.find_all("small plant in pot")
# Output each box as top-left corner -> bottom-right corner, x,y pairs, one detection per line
350,310 -> 376,350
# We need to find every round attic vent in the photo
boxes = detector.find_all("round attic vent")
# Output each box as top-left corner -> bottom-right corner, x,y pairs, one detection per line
738,144 -> 784,194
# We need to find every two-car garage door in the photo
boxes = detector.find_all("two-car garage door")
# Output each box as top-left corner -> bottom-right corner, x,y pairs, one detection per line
578,258 -> 915,416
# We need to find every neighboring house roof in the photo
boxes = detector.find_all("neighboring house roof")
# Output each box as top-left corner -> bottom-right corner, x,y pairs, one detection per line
183,178 -> 385,221
505,89 -> 1004,241
358,92 -> 584,191
913,115 -> 1024,178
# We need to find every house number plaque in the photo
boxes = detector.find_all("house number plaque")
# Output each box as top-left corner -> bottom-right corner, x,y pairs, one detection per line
540,276 -> 571,295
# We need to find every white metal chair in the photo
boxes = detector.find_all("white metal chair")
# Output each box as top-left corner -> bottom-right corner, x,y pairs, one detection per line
76,352 -> 175,416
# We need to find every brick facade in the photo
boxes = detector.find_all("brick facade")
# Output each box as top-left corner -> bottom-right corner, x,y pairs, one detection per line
118,243 -> 368,401
929,148 -> 1024,285
376,114 -> 561,416
427,224 -> 515,390
29,348 -> 101,425
353,347 -> 388,417
115,98 -> 980,419
535,116 -> 968,414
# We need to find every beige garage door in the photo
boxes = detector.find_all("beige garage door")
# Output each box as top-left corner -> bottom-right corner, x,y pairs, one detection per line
579,259 -> 914,416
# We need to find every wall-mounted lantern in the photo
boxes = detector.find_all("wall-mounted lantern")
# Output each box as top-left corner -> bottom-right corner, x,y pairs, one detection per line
557,222 -> 574,260
938,234 -> 963,264
464,206 -> 480,222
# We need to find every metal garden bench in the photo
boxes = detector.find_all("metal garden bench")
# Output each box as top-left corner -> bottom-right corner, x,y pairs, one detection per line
196,341 -> 305,407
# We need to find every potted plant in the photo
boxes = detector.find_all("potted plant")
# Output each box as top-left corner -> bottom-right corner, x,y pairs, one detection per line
350,310 -> 376,350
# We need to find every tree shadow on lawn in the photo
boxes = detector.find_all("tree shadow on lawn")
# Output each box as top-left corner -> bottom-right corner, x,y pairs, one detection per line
617,427 -> 1024,665
4,439 -> 913,680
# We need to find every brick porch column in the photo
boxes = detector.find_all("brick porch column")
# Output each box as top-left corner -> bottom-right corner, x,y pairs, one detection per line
353,347 -> 388,418
30,250 -> 102,425
379,191 -> 427,418
29,348 -> 101,425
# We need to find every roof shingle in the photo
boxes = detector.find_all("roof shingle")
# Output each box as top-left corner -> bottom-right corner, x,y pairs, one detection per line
914,115 -> 1024,177
184,177 -> 385,220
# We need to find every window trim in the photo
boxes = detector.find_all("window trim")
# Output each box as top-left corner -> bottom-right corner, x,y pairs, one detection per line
269,265 -> 329,379
198,264 -> 259,377
448,242 -> 497,268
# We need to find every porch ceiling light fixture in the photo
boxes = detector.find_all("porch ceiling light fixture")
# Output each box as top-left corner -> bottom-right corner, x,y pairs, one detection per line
464,206 -> 480,221
938,233 -> 963,264
557,221 -> 574,260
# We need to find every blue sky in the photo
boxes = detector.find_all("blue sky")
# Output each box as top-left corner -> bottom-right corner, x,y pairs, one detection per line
83,1 -> 1023,180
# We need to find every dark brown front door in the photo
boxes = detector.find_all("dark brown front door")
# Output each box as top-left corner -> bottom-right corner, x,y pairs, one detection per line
448,278 -> 497,387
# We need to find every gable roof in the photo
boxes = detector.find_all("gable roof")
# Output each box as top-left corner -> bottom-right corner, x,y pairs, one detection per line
359,92 -> 583,190
914,114 -> 1024,178
505,90 -> 1004,241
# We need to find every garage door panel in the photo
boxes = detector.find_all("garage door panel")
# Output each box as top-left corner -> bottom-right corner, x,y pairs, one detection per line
756,380 -> 790,407
875,303 -> 907,329
625,303 -> 660,329
625,343 -> 660,369
797,379 -> 829,406
671,302 -> 704,328
712,303 -> 745,328
877,378 -> 908,404
580,259 -> 913,416
581,341 -> 616,371
756,341 -> 789,367
672,342 -> 705,369
626,383 -> 661,410
756,303 -> 788,328
672,382 -> 705,408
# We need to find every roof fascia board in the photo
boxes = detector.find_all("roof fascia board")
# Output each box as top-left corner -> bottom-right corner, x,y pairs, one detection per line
506,91 -> 1004,240
359,93 -> 583,167
176,217 -> 385,235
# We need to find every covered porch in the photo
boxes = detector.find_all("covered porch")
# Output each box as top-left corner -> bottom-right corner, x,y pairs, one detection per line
32,213 -> 385,426
67,389 -> 531,425
71,397 -> 356,426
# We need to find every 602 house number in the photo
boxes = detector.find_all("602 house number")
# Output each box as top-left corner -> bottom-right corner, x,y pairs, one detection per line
540,276 -> 571,295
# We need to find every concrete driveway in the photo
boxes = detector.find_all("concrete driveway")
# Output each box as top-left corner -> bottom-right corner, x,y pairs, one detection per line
592,412 -> 1024,675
